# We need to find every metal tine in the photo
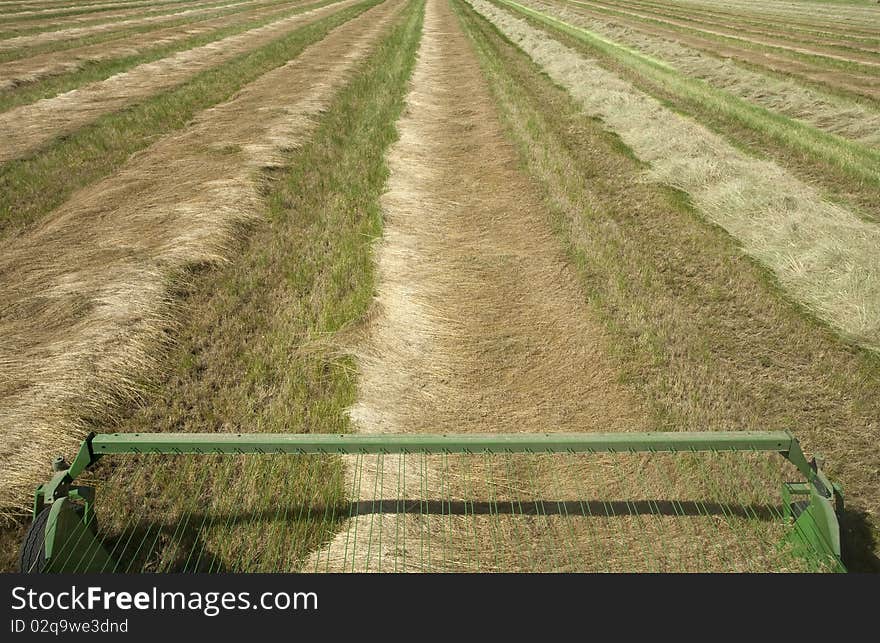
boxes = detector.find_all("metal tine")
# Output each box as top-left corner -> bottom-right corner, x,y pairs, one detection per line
653,451 -> 723,573
364,452 -> 383,573
548,453 -> 580,571
117,452 -> 209,572
185,453 -> 252,573
341,453 -> 363,572
138,454 -> 205,572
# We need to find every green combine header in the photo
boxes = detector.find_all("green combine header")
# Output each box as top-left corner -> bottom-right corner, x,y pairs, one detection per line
21,430 -> 845,573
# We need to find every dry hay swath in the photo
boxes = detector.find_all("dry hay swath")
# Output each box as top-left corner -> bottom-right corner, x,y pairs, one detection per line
0,0 -> 404,523
524,0 -> 880,147
0,0 -> 312,91
0,0 -> 359,162
0,0 -> 204,21
0,0 -> 261,52
566,0 -> 880,68
471,0 -> 880,354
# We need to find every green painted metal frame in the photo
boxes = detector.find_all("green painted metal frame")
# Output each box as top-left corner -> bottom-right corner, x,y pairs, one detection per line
30,430 -> 846,572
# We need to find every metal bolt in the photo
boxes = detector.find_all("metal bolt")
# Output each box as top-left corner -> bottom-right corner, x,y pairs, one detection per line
52,456 -> 68,472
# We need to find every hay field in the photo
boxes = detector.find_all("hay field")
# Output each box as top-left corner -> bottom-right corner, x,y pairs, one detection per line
0,0 -> 878,572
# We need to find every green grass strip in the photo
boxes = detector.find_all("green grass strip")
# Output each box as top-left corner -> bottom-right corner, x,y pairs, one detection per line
0,0 -> 376,237
0,0 -> 340,113
497,0 -> 880,192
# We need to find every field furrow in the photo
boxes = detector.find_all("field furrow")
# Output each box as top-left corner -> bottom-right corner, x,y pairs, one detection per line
0,0 -> 356,162
0,0 -> 400,523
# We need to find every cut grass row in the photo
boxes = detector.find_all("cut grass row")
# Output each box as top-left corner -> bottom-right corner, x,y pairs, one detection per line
494,0 -> 880,218
0,0 -> 293,62
0,0 -> 364,237
523,0 -> 880,148
41,0 -> 424,574
0,0 -> 245,39
558,0 -> 880,76
454,0 -> 880,572
0,0 -> 325,113
585,0 -> 880,50
0,0 -> 202,23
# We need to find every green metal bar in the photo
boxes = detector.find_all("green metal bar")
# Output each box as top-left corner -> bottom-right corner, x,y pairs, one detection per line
89,431 -> 794,456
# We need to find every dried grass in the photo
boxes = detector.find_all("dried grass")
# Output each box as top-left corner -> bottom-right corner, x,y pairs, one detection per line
0,0 -> 357,162
0,0 -> 310,91
0,0 -> 402,522
472,0 -> 880,353
525,0 -> 880,147
306,0 -> 769,572
0,0 -> 260,52
569,0 -> 880,68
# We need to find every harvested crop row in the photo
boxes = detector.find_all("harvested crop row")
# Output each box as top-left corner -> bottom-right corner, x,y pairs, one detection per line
523,0 -> 880,147
571,0 -> 880,67
0,0 -> 258,50
474,0 -> 880,354
0,0 -> 399,522
0,0 -> 198,21
455,0 -> 879,571
0,0 -> 202,27
637,0 -> 880,30
587,0 -> 880,50
493,0 -> 880,211
0,0 -> 311,95
0,0 -> 355,162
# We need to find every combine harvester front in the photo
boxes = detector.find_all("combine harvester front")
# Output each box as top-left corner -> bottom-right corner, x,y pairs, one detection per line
19,431 -> 846,572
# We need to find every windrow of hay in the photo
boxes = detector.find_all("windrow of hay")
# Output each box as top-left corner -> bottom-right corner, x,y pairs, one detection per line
0,0 -> 210,29
0,0 -> 356,162
592,0 -> 880,52
0,0 -> 310,91
472,0 -> 880,354
552,2 -> 880,102
522,0 -> 880,148
0,0 -> 401,522
0,0 -> 259,51
564,0 -> 880,68
306,0 -> 817,573
622,0 -> 880,31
